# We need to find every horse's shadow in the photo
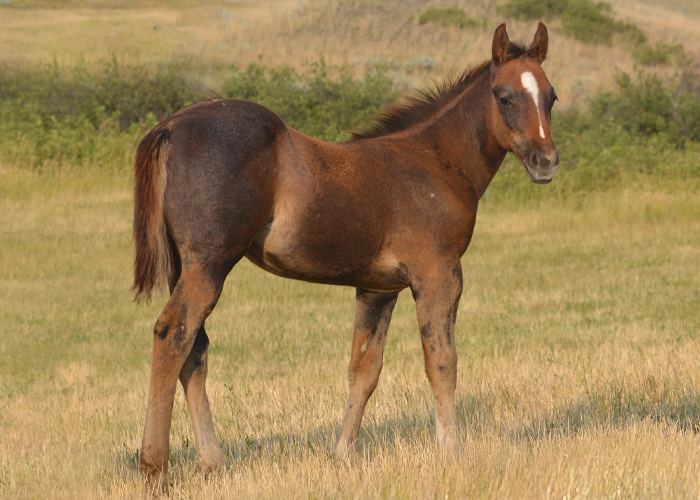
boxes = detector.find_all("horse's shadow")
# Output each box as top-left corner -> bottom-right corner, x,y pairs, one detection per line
459,388 -> 700,445
116,388 -> 700,475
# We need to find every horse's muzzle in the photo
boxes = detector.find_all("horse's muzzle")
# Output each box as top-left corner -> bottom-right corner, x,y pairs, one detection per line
525,147 -> 559,184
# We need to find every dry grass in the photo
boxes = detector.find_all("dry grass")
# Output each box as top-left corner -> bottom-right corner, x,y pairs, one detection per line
0,168 -> 698,498
614,0 -> 700,47
1,1 -> 698,107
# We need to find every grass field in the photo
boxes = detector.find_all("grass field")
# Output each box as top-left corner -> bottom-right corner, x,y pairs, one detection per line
1,169 -> 698,498
1,0 -> 699,498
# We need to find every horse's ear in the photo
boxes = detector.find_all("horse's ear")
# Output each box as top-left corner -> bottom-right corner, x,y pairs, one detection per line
492,23 -> 510,66
528,22 -> 548,64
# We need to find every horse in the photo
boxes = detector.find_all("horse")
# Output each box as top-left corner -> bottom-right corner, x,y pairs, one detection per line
132,22 -> 559,488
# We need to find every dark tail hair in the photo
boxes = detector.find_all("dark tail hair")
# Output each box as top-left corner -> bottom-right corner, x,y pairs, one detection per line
132,124 -> 175,303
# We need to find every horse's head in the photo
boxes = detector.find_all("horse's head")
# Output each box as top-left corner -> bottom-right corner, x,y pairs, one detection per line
490,22 -> 559,184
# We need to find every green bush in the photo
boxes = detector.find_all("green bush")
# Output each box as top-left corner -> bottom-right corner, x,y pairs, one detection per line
222,59 -> 398,142
418,7 -> 483,28
0,58 -> 397,168
0,58 -> 196,169
500,0 -> 640,46
1,58 -> 200,130
586,69 -> 700,147
1,56 -> 697,199
486,119 -> 699,203
498,0 -> 568,21
553,67 -> 700,150
633,41 -> 686,66
499,0 -> 685,66
560,0 -> 621,45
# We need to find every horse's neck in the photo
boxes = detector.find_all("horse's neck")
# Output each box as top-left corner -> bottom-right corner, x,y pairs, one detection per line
419,71 -> 506,199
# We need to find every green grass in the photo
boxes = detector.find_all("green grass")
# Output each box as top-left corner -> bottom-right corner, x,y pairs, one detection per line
1,168 -> 698,497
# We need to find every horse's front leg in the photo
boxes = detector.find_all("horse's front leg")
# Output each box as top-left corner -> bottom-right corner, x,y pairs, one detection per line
411,261 -> 463,455
334,289 -> 398,461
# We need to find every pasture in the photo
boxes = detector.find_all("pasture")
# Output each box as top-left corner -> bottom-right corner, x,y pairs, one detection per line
1,0 -> 699,498
2,170 -> 699,497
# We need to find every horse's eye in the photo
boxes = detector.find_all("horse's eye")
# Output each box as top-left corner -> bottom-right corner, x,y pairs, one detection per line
499,97 -> 510,106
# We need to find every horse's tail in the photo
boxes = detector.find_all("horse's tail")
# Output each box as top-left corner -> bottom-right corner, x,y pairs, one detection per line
132,123 -> 175,303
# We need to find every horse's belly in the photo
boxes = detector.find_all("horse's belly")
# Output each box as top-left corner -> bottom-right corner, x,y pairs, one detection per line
246,216 -> 407,291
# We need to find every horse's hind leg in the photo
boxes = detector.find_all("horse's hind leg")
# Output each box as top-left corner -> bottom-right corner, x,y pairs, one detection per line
334,289 -> 398,461
178,325 -> 224,472
139,265 -> 226,488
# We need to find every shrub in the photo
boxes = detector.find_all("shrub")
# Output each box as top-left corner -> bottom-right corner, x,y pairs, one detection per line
418,7 -> 483,28
1,55 -> 697,198
499,0 -> 685,66
0,58 -> 397,168
0,58 -> 197,169
586,69 -> 700,146
0,58 -> 200,131
558,67 -> 700,147
560,0 -> 621,45
498,0 -> 568,20
633,41 -> 686,66
222,59 -> 398,142
500,0 -> 641,46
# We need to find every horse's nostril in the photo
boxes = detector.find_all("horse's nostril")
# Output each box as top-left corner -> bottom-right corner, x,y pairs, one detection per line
531,149 -> 558,168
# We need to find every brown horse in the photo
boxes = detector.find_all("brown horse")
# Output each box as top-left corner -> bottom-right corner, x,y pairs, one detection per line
133,22 -> 559,487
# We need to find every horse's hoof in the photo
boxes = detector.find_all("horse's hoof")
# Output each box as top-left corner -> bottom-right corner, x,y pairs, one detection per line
140,462 -> 169,494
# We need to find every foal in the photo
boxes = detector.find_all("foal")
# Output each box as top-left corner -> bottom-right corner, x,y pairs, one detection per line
133,22 -> 559,487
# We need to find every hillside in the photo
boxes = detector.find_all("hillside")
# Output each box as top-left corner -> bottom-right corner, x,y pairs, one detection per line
0,0 -> 698,108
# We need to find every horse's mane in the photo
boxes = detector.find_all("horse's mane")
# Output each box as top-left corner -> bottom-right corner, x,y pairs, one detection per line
351,41 -> 530,141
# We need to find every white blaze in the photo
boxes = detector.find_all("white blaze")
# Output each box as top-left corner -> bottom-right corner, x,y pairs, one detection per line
521,71 -> 545,139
